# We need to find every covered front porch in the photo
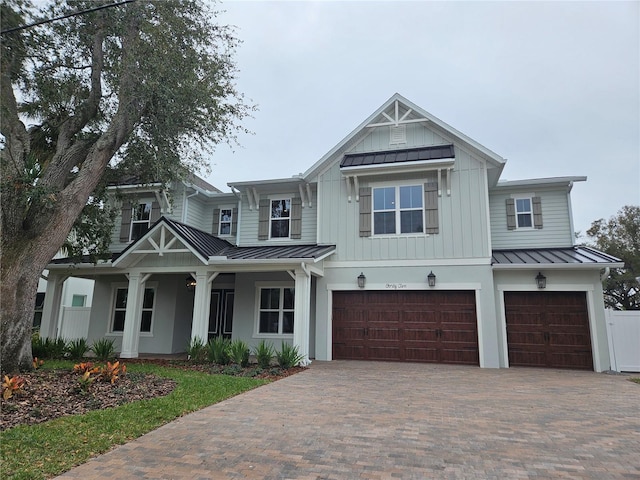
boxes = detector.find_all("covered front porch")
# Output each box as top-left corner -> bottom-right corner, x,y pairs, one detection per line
41,217 -> 335,364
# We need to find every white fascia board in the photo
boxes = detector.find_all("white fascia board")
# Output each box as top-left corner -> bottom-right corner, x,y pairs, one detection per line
106,183 -> 164,192
228,177 -> 304,189
325,258 -> 491,268
492,262 -> 624,270
208,257 -> 329,266
493,176 -> 587,190
340,158 -> 455,176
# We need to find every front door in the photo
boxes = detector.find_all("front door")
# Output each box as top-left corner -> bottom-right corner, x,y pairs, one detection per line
208,289 -> 234,340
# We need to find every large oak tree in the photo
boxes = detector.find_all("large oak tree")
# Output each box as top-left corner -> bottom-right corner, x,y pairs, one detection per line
587,205 -> 640,310
1,0 -> 252,372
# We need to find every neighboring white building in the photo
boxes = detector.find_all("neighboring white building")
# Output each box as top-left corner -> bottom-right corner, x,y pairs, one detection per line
41,94 -> 623,371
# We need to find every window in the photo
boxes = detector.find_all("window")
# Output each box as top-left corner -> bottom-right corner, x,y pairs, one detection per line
373,185 -> 423,235
219,208 -> 233,235
515,198 -> 533,228
33,292 -> 45,329
270,199 -> 291,238
71,294 -> 86,307
257,287 -> 294,335
111,286 -> 155,333
130,202 -> 152,241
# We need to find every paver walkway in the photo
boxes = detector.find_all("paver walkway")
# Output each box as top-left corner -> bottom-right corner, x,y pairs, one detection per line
56,361 -> 639,479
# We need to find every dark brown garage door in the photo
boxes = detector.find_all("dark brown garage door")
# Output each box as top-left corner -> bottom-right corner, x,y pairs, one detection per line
332,290 -> 479,365
505,291 -> 593,370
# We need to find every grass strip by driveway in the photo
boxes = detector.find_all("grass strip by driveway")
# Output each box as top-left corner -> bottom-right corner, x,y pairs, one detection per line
1,361 -> 266,480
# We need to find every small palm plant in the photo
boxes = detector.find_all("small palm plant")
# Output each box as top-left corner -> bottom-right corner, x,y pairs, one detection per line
254,340 -> 274,369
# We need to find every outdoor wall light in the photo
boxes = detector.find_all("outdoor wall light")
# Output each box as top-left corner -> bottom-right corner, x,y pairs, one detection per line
535,272 -> 546,289
185,275 -> 197,292
357,272 -> 366,289
427,271 -> 436,287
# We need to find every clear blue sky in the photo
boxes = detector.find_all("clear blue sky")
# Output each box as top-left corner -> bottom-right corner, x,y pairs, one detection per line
207,0 -> 639,238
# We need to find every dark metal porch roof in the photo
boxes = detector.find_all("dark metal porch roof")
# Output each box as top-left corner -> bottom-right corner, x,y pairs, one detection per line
492,246 -> 623,268
340,145 -> 454,168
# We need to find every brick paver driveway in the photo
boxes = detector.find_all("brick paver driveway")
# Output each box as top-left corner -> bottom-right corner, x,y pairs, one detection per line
56,361 -> 639,479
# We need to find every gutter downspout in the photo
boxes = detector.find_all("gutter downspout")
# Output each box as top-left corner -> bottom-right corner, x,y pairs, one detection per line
600,267 -> 610,282
231,187 -> 242,245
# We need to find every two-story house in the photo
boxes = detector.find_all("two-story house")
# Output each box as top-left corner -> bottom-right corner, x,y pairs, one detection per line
41,93 -> 622,371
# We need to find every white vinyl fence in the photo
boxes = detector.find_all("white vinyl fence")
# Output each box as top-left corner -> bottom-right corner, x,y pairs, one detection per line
605,309 -> 640,372
57,307 -> 91,341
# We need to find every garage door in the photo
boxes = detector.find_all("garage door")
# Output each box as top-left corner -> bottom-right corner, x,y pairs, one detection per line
332,290 -> 479,365
505,291 -> 593,370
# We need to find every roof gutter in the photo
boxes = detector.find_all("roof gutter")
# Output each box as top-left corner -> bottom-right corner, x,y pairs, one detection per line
492,262 -> 625,270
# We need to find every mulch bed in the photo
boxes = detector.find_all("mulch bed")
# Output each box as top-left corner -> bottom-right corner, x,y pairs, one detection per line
1,361 -> 306,432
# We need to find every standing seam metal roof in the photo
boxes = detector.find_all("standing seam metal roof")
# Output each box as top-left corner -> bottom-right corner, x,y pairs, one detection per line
491,246 -> 622,266
340,145 -> 455,168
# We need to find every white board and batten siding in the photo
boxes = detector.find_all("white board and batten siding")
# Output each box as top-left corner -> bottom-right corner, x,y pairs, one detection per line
489,187 -> 574,249
317,124 -> 491,262
606,309 -> 640,372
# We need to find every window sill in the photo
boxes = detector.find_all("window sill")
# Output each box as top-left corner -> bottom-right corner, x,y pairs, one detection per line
106,332 -> 154,337
371,233 -> 429,238
253,333 -> 294,339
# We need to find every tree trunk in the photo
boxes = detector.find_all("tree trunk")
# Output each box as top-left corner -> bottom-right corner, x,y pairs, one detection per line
1,248 -> 43,373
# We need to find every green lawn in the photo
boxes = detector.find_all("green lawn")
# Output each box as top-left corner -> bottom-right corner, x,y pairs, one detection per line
1,361 -> 266,480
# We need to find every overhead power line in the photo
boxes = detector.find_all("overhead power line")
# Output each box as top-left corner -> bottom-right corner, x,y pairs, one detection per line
1,0 -> 137,35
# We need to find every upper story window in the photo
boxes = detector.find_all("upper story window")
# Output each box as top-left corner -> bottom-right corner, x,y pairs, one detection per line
257,286 -> 294,335
515,198 -> 533,228
130,202 -> 152,241
373,185 -> 423,235
270,199 -> 291,238
111,285 -> 156,334
219,208 -> 233,235
506,196 -> 543,230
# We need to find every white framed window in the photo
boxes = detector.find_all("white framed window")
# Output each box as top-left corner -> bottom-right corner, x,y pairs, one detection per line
130,202 -> 152,241
255,284 -> 295,336
373,184 -> 424,235
71,294 -> 86,307
110,283 -> 156,334
218,208 -> 233,236
515,197 -> 533,228
270,198 -> 291,238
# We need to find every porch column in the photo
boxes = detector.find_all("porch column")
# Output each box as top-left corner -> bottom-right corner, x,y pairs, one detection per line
190,272 -> 212,344
39,274 -> 68,339
293,267 -> 311,366
120,273 -> 150,358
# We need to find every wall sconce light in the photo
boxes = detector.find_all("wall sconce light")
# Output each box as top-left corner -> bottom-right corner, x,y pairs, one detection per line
357,272 -> 366,289
427,271 -> 436,287
535,272 -> 546,289
186,275 -> 197,292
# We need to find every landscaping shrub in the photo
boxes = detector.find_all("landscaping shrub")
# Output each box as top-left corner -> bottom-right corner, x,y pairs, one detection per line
186,337 -> 207,363
91,338 -> 116,361
207,337 -> 231,365
32,337 -> 68,359
229,340 -> 250,367
275,342 -> 304,369
254,340 -> 274,369
66,338 -> 90,360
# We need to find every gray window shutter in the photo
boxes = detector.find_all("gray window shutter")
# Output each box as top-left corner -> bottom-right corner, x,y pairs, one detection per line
150,201 -> 161,223
532,196 -> 543,229
424,182 -> 439,234
506,198 -> 516,230
258,198 -> 269,240
231,207 -> 238,236
120,202 -> 132,242
212,208 -> 220,235
291,197 -> 302,239
359,187 -> 372,237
